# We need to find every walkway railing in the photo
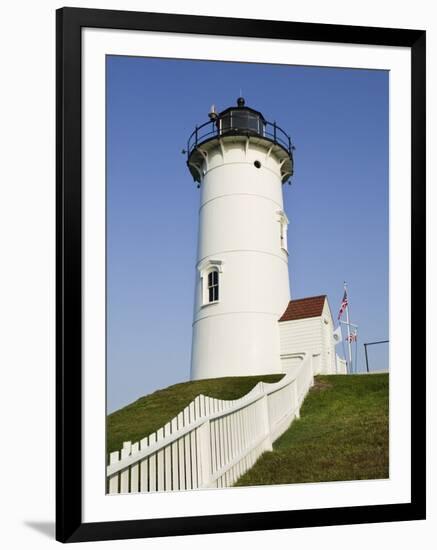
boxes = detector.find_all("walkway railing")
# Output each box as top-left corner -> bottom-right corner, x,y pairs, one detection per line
107,356 -> 314,493
186,118 -> 293,160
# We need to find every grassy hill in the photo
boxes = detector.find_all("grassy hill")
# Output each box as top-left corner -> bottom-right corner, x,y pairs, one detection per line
107,373 -> 284,454
107,373 -> 388,485
235,373 -> 389,486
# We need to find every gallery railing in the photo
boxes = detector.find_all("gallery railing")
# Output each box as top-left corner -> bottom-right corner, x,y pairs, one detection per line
186,117 -> 293,160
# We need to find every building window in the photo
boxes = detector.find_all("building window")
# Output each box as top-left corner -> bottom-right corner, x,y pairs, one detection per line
207,270 -> 219,303
277,210 -> 289,253
198,259 -> 223,307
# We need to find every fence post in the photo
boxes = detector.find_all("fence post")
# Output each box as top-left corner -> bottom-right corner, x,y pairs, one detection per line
259,384 -> 273,452
293,381 -> 301,418
108,451 -> 120,494
197,419 -> 213,488
130,442 -> 140,493
120,441 -> 131,493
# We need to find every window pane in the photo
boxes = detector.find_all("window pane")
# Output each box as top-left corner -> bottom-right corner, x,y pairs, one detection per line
231,111 -> 247,130
206,269 -> 219,302
221,114 -> 231,132
247,113 -> 260,133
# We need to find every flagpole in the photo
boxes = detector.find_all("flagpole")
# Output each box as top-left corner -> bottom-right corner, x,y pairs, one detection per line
344,282 -> 353,373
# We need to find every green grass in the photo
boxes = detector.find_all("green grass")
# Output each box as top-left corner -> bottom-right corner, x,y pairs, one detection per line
108,373 -> 389,485
234,373 -> 389,486
107,373 -> 284,454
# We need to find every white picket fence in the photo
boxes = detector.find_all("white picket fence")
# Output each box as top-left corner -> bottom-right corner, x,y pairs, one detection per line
107,356 -> 314,494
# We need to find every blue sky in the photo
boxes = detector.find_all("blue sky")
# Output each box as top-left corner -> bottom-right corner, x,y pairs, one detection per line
106,56 -> 389,413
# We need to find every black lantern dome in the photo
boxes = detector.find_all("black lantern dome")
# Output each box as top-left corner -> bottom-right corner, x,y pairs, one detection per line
186,98 -> 294,184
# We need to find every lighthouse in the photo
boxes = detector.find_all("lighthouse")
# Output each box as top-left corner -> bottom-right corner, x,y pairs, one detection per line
186,98 -> 294,380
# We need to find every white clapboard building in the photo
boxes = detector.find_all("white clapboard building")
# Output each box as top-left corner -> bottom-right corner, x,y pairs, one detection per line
186,97 -> 346,381
279,295 -> 346,377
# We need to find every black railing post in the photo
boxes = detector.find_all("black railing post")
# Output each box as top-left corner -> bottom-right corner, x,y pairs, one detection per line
364,343 -> 369,373
273,122 -> 277,142
362,340 -> 389,374
195,125 -> 198,147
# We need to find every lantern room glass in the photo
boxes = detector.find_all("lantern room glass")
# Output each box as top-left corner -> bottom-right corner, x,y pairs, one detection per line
219,109 -> 265,135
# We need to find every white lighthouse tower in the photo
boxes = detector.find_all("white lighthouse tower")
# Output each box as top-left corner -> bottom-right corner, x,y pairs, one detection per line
186,98 -> 294,380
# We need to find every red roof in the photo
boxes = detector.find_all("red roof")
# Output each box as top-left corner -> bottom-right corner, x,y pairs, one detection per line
279,295 -> 327,322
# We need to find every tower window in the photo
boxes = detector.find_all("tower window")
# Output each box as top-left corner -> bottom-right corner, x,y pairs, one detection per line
198,259 -> 223,307
254,160 -> 261,169
207,270 -> 219,303
277,210 -> 289,253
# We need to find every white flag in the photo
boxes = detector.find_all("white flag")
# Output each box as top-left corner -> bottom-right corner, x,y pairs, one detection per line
333,326 -> 342,345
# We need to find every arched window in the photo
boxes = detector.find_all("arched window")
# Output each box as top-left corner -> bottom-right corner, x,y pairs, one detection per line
198,259 -> 223,307
207,269 -> 219,303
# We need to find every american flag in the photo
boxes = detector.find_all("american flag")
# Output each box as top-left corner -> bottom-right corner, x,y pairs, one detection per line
338,290 -> 348,320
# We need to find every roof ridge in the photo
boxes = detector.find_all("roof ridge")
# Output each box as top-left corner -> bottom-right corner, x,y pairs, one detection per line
289,294 -> 327,302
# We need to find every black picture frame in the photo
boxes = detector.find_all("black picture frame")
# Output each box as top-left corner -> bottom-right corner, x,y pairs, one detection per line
56,7 -> 426,543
